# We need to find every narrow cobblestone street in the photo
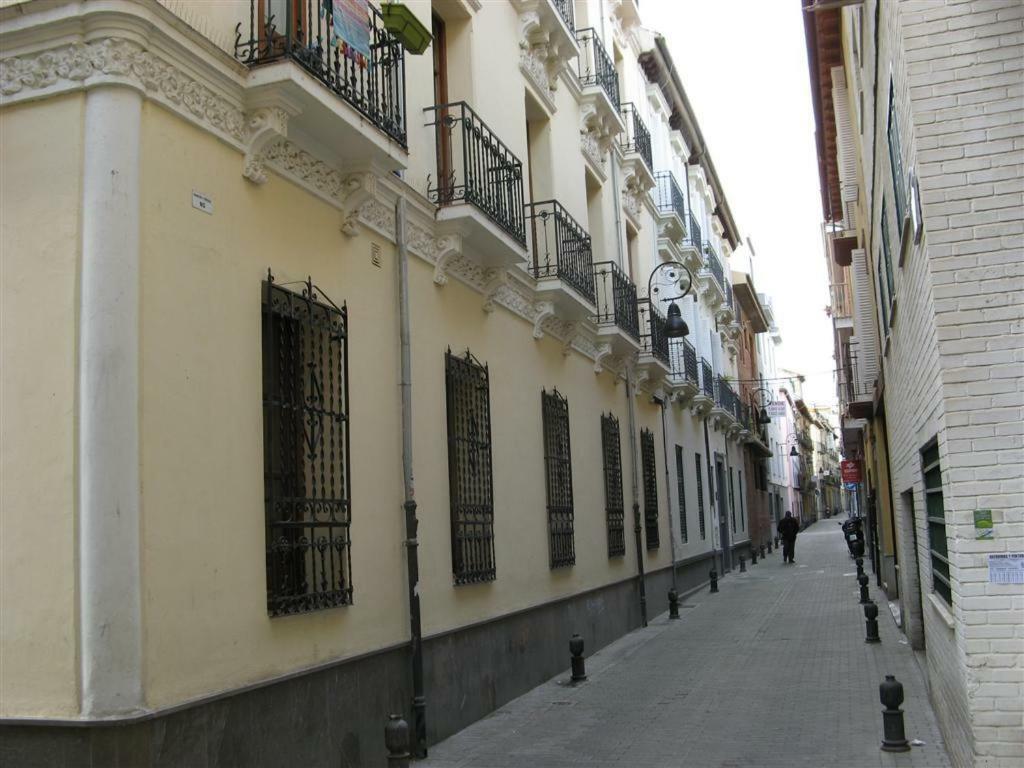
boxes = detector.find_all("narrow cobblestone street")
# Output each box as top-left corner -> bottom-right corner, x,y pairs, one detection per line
422,521 -> 952,768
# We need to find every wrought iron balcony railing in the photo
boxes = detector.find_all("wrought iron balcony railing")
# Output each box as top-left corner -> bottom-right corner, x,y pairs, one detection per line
700,358 -> 714,399
594,261 -> 640,340
235,1 -> 406,146
654,171 -> 686,225
620,103 -> 652,171
685,212 -> 702,250
552,0 -> 575,31
669,338 -> 698,384
576,28 -> 620,108
426,102 -> 526,245
703,242 -> 725,289
526,200 -> 595,303
639,299 -> 670,366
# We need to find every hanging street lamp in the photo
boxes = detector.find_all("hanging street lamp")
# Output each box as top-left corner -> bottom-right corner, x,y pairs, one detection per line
647,261 -> 695,339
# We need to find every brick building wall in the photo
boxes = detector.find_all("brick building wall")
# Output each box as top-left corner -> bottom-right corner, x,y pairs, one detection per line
878,2 -> 1024,766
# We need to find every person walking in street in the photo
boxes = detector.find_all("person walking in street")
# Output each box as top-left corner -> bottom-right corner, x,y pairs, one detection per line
778,511 -> 800,564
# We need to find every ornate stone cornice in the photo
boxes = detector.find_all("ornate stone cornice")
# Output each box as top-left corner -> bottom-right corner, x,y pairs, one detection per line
0,38 -> 246,146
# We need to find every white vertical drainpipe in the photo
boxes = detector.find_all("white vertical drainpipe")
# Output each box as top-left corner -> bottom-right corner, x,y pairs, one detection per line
78,86 -> 144,717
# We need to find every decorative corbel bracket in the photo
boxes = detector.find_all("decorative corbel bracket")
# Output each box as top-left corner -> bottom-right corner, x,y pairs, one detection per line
242,107 -> 290,184
593,343 -> 613,374
482,269 -> 509,313
561,321 -> 581,356
339,172 -> 377,236
532,301 -> 555,339
631,368 -> 650,397
432,235 -> 463,286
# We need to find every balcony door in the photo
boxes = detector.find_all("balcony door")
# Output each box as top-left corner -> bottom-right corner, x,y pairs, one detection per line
432,12 -> 453,203
259,0 -> 307,58
716,456 -> 731,571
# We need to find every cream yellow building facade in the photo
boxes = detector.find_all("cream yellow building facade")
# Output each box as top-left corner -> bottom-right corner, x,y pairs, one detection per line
1,1 -> 755,764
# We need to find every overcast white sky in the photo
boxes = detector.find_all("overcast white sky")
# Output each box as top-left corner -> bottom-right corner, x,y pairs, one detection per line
641,0 -> 837,407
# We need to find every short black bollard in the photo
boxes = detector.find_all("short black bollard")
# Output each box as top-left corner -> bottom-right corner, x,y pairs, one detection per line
774,535 -> 779,548
668,588 -> 680,620
864,601 -> 881,644
709,569 -> 719,593
858,573 -> 871,604
750,548 -> 757,565
767,540 -> 772,554
759,544 -> 766,559
739,554 -> 747,572
570,633 -> 587,682
879,675 -> 911,752
856,556 -> 865,579
385,714 -> 410,768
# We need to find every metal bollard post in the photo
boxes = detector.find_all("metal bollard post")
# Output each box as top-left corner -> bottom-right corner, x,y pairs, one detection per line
570,634 -> 587,682
858,573 -> 871,604
856,556 -> 865,579
767,540 -> 772,554
879,675 -> 911,752
385,714 -> 410,768
709,569 -> 719,593
739,554 -> 747,572
759,544 -> 766,559
668,588 -> 680,620
774,535 -> 779,548
864,601 -> 881,644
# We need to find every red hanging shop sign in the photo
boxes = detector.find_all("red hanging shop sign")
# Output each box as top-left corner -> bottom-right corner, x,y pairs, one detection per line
841,460 -> 862,483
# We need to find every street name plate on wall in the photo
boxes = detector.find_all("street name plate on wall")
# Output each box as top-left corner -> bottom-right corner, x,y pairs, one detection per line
988,553 -> 1024,585
192,190 -> 213,215
974,509 -> 993,539
767,402 -> 786,418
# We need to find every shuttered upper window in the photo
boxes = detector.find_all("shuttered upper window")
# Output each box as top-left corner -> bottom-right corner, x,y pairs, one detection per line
887,80 -> 907,232
675,445 -> 688,544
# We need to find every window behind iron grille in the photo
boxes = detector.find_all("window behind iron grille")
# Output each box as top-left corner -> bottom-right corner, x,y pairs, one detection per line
695,452 -> 706,540
542,389 -> 574,568
921,440 -> 951,606
641,428 -> 659,550
675,445 -> 688,544
729,467 -> 736,534
262,277 -> 351,617
445,349 -> 496,585
601,413 -> 625,557
738,470 -> 745,531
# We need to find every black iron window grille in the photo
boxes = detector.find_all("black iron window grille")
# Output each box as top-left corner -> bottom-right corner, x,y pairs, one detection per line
675,445 -> 688,544
921,440 -> 951,606
235,1 -> 406,147
593,261 -> 640,340
601,413 -> 625,557
445,348 -> 496,585
576,28 -> 620,107
262,273 -> 352,617
639,299 -> 670,366
551,0 -> 575,32
620,103 -> 653,171
425,101 -> 526,246
686,212 -> 702,251
654,171 -> 686,226
526,200 -> 595,303
641,428 -> 660,550
703,242 -> 725,289
695,452 -> 706,540
700,358 -> 714,399
729,467 -> 736,534
542,389 -> 575,569
738,470 -> 746,531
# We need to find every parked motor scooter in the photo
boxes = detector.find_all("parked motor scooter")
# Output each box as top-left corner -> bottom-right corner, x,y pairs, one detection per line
841,516 -> 864,558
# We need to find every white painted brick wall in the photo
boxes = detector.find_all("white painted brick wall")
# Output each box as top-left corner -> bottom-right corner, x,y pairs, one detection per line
862,2 -> 1024,766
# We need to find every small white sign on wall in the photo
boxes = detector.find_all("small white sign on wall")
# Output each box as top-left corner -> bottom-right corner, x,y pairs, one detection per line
988,553 -> 1024,585
192,190 -> 213,215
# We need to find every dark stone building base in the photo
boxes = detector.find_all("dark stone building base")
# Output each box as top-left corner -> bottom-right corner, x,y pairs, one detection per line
1,554 -> 719,768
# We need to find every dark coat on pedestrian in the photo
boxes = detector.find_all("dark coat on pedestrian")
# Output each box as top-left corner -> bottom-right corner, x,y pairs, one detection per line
778,515 -> 799,541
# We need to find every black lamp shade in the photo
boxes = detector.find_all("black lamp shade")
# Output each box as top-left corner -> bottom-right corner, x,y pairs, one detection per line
757,407 -> 771,425
790,446 -> 799,457
664,301 -> 689,338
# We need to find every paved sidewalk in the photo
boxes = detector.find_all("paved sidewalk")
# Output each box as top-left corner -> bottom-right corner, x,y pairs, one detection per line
422,520 -> 952,768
